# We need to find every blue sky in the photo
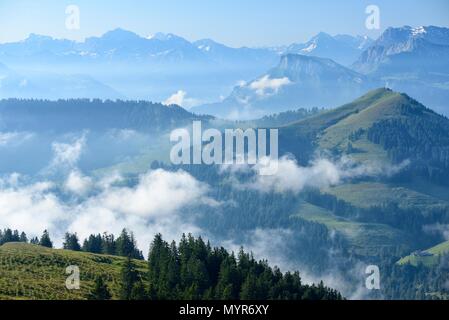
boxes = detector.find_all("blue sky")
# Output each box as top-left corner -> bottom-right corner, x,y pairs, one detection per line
1,0 -> 448,46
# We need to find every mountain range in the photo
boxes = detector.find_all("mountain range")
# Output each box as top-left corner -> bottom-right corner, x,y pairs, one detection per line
0,28 -> 370,67
353,26 -> 449,74
352,25 -> 449,115
1,25 -> 448,118
197,25 -> 449,119
285,32 -> 373,66
192,54 -> 380,119
0,29 -> 375,105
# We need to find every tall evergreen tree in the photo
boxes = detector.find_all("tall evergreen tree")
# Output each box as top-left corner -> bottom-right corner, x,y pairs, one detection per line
19,232 -> 28,243
82,234 -> 103,254
116,229 -> 143,259
101,232 -> 116,255
130,281 -> 147,300
39,230 -> 53,248
63,233 -> 81,251
119,257 -> 140,300
88,276 -> 112,300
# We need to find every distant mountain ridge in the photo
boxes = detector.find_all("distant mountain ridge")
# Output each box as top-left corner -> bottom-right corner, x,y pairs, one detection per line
0,61 -> 124,100
0,29 -> 374,104
353,25 -> 449,74
193,54 -> 380,119
196,25 -> 449,119
0,99 -> 211,133
0,28 -> 279,66
352,25 -> 449,115
0,29 -> 282,103
1,26 -> 447,117
286,32 -> 373,66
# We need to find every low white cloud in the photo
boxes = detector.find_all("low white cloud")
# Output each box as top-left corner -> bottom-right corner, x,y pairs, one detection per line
95,169 -> 213,218
238,156 -> 409,194
0,168 -> 214,253
0,172 -> 21,187
249,75 -> 291,96
163,90 -> 200,109
108,129 -> 139,141
164,90 -> 186,106
236,80 -> 247,87
0,177 -> 67,237
65,170 -> 93,196
0,132 -> 34,146
423,223 -> 449,240
50,133 -> 87,169
223,228 -> 297,271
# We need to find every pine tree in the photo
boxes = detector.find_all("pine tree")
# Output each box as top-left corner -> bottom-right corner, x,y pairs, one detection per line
130,281 -> 147,300
116,229 -> 143,259
119,257 -> 140,300
19,232 -> 28,243
63,233 -> 81,251
101,232 -> 116,255
88,276 -> 112,300
39,230 -> 53,248
240,274 -> 259,300
147,237 -> 180,299
82,234 -> 103,254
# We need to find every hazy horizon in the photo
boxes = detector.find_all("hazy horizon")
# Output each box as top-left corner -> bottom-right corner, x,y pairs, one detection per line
1,0 -> 449,46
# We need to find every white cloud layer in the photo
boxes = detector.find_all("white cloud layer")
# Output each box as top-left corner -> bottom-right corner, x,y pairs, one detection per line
239,156 -> 409,194
0,132 -> 34,146
0,133 -> 205,250
163,90 -> 200,109
423,223 -> 449,240
50,133 -> 86,169
0,168 -> 214,254
249,75 -> 291,96
64,170 -> 93,196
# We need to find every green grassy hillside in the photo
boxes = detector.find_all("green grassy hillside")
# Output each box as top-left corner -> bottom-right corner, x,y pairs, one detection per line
293,201 -> 413,256
398,240 -> 449,267
324,181 -> 449,213
282,88 -> 449,260
0,243 -> 147,300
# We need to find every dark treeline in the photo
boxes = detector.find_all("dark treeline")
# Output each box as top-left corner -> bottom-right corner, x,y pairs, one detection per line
146,233 -> 342,300
0,228 -> 28,245
249,107 -> 323,128
90,234 -> 343,300
0,228 -> 343,300
366,111 -> 449,186
373,254 -> 449,300
80,229 -> 144,260
0,98 -> 212,133
0,228 -> 143,260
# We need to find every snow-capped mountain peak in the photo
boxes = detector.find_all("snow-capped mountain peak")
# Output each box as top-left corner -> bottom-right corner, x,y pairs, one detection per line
412,26 -> 427,36
285,32 -> 373,66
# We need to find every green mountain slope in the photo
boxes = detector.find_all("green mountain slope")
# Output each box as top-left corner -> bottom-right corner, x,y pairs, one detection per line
0,243 -> 147,300
398,240 -> 449,267
284,87 -> 449,162
281,88 -> 449,258
292,201 -> 413,256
